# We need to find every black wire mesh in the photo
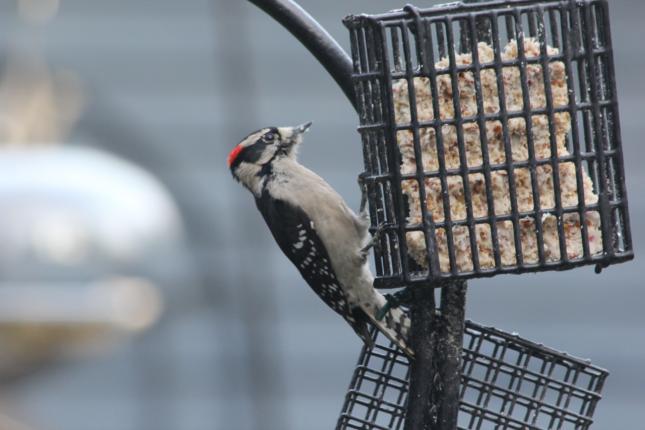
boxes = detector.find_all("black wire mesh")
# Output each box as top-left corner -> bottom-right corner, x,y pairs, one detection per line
336,322 -> 608,430
344,0 -> 633,288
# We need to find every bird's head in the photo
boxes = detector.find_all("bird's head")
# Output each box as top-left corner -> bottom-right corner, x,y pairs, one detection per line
228,122 -> 312,194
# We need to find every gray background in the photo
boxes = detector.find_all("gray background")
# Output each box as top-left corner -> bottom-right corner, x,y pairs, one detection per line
0,1 -> 642,430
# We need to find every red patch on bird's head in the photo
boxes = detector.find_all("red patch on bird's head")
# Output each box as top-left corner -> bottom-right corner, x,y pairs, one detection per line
227,144 -> 244,168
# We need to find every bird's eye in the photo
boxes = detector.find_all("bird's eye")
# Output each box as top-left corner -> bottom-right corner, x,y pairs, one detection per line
264,132 -> 275,142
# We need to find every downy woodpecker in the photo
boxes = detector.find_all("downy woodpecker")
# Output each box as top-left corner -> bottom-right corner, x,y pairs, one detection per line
228,123 -> 412,356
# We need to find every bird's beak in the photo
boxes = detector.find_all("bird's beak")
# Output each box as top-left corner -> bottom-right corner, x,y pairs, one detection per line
294,121 -> 313,134
277,122 -> 313,157
278,122 -> 312,141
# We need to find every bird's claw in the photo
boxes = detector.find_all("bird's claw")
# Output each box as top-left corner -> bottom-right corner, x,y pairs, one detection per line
376,287 -> 413,321
360,223 -> 386,260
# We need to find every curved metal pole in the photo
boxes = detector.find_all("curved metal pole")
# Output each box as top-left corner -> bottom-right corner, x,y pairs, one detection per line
247,0 -> 357,111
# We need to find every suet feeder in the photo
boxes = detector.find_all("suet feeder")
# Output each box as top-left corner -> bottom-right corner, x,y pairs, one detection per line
337,326 -> 608,430
344,0 -> 632,286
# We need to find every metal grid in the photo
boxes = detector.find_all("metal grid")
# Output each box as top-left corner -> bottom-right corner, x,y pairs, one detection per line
336,322 -> 608,430
344,0 -> 632,288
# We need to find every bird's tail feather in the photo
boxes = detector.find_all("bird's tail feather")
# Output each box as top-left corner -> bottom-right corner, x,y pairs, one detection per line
363,298 -> 413,358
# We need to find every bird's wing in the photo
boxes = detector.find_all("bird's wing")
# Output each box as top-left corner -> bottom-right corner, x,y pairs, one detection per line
255,190 -> 371,343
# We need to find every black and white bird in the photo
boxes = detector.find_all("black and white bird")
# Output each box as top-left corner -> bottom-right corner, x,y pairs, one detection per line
227,122 -> 412,356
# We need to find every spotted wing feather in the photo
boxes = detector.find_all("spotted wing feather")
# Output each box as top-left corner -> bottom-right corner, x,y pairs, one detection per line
255,191 -> 371,344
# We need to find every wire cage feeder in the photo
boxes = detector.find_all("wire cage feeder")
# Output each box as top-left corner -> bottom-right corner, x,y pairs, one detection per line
337,325 -> 608,430
344,0 -> 633,287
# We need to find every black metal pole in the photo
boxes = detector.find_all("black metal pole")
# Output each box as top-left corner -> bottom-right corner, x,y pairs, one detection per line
404,287 -> 437,430
436,282 -> 467,430
404,281 -> 467,430
246,0 -> 357,111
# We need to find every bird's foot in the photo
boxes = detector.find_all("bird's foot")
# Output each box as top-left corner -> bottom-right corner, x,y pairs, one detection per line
376,287 -> 413,321
360,223 -> 386,261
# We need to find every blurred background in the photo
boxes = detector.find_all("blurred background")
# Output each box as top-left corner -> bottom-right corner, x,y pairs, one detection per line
0,1 -> 641,429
